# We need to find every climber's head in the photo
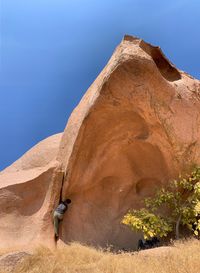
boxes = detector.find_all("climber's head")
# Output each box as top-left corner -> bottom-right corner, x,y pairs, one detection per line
64,199 -> 71,205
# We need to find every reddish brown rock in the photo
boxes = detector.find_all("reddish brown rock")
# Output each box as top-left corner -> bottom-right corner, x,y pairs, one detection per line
0,133 -> 63,249
57,35 -> 200,249
0,251 -> 30,272
1,35 -> 200,250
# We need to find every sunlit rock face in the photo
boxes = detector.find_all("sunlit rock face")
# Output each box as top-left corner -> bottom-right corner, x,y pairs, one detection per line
1,35 -> 200,250
58,36 -> 200,249
0,133 -> 63,249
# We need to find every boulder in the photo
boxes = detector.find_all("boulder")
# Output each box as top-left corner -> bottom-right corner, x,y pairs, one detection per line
0,251 -> 30,273
1,35 -> 200,250
0,133 -> 63,249
57,35 -> 200,249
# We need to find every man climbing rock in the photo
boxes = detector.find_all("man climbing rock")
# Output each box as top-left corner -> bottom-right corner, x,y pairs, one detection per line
53,199 -> 71,238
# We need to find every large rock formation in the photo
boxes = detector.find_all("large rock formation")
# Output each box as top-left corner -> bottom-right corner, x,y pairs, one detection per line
0,133 -> 63,249
1,35 -> 200,250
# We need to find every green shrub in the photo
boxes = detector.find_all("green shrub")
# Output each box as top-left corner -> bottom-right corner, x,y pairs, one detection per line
122,167 -> 200,240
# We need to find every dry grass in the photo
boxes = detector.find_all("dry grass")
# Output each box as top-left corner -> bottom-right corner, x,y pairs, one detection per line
2,239 -> 200,273
0,246 -> 25,256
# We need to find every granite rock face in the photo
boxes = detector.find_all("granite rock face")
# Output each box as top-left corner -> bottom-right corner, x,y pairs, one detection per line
1,35 -> 200,250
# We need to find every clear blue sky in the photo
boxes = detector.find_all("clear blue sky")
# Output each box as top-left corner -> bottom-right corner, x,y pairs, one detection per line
0,0 -> 200,171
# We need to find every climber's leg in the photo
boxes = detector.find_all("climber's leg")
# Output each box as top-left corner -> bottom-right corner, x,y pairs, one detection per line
53,212 -> 59,237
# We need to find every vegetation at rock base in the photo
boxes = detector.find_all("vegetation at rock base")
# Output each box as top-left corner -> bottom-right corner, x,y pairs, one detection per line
1,168 -> 200,273
0,239 -> 199,273
122,166 -> 200,240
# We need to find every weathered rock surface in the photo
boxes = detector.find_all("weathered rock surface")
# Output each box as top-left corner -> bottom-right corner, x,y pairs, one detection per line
0,251 -> 30,273
0,133 -> 63,249
1,35 -> 200,250
57,35 -> 200,249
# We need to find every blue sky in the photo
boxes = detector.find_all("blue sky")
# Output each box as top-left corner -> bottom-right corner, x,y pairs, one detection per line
0,0 -> 200,170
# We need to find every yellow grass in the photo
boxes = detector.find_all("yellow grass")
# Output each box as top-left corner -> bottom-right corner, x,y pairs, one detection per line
0,246 -> 25,256
2,239 -> 200,273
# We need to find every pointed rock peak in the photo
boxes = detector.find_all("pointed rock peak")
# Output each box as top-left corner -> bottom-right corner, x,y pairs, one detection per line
122,34 -> 181,82
123,34 -> 141,43
139,40 -> 181,82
